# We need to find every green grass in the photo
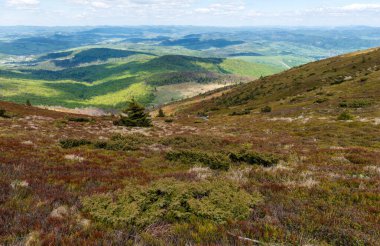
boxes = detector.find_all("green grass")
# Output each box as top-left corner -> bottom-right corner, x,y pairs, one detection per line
233,55 -> 313,70
221,59 -> 283,77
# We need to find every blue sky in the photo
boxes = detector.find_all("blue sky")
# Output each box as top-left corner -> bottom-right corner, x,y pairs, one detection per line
1,0 -> 380,26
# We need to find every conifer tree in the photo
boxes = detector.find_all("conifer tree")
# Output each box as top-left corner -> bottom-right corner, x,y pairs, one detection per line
114,99 -> 152,127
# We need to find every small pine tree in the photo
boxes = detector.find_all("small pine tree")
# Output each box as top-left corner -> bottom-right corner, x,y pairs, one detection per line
26,99 -> 32,106
157,108 -> 165,118
114,99 -> 152,127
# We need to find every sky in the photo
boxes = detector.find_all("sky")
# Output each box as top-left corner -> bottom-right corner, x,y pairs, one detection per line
1,0 -> 380,26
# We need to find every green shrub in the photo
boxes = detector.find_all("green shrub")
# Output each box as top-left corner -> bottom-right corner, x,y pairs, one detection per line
339,100 -> 372,108
229,151 -> 279,167
261,106 -> 272,113
314,98 -> 328,104
68,117 -> 91,122
59,139 -> 92,149
229,109 -> 251,116
94,134 -> 150,151
160,135 -> 224,150
81,178 -> 261,228
337,111 -> 354,121
157,108 -> 165,118
0,108 -> 7,118
166,150 -> 230,171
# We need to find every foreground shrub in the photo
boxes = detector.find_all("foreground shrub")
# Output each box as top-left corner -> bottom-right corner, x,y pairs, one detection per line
229,151 -> 279,167
114,99 -> 152,127
160,135 -> 225,150
261,106 -> 272,113
229,109 -> 251,116
337,111 -> 354,121
339,100 -> 372,108
314,98 -> 328,104
59,139 -> 92,149
0,108 -> 7,118
166,150 -> 230,171
94,134 -> 150,151
81,178 -> 261,228
68,117 -> 91,122
157,108 -> 165,117
165,118 -> 174,123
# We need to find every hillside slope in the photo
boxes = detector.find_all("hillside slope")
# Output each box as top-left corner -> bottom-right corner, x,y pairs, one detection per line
164,47 -> 380,120
0,48 -> 379,245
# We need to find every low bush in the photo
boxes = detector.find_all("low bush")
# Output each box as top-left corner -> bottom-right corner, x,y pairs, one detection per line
81,178 -> 261,228
261,106 -> 272,113
166,150 -> 230,171
339,100 -> 372,108
59,139 -> 92,149
337,111 -> 354,121
314,98 -> 328,104
229,109 -> 251,116
0,108 -> 8,118
68,117 -> 92,122
160,135 -> 225,150
94,134 -> 151,151
229,151 -> 279,167
157,108 -> 165,118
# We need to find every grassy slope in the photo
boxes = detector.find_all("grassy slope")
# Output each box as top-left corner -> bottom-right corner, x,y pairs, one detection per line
0,48 -> 379,245
169,47 -> 380,119
0,53 -> 279,108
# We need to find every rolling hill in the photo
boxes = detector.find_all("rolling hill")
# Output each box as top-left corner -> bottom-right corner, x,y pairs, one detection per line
163,47 -> 380,120
0,48 -> 281,109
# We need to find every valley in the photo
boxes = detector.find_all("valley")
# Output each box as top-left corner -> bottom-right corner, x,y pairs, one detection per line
1,26 -> 380,110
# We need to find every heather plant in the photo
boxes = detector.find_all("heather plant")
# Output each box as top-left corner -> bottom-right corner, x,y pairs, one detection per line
337,111 -> 354,121
68,117 -> 91,122
166,150 -> 230,170
339,100 -> 372,108
160,135 -> 225,150
59,139 -> 92,149
229,151 -> 279,167
114,99 -> 152,127
261,106 -> 272,113
94,133 -> 151,151
81,179 -> 261,228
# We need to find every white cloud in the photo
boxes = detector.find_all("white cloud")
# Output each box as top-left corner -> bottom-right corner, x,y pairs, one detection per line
341,3 -> 380,11
91,1 -> 110,8
194,2 -> 246,16
6,0 -> 40,7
